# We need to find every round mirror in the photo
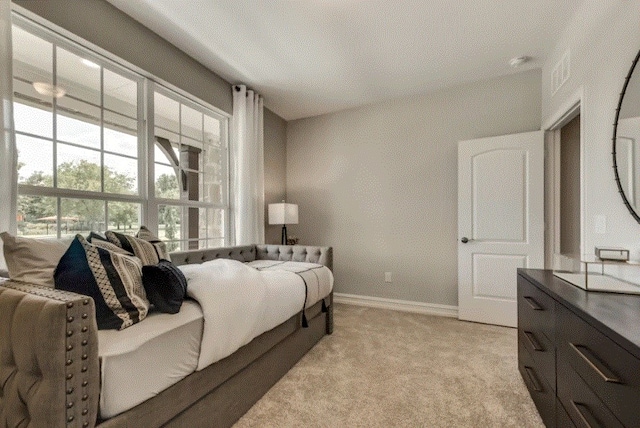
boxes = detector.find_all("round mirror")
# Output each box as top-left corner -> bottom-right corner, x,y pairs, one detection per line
614,49 -> 640,223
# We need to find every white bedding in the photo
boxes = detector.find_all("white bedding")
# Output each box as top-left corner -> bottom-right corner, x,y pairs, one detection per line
179,259 -> 271,370
98,300 -> 203,419
179,258 -> 333,370
97,258 -> 333,418
246,260 -> 334,309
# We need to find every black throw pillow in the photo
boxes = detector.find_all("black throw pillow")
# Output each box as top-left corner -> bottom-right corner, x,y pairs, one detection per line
142,260 -> 187,314
55,234 -> 149,330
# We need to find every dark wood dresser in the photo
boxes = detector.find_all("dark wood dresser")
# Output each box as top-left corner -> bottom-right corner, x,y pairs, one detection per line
517,269 -> 640,428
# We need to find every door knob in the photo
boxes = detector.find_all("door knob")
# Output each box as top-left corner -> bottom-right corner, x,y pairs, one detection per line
461,237 -> 469,243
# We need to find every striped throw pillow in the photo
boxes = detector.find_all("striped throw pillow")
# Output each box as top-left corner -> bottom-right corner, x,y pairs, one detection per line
54,234 -> 149,330
106,230 -> 170,266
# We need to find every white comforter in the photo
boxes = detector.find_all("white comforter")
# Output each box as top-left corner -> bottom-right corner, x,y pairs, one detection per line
179,259 -> 312,370
95,258 -> 332,419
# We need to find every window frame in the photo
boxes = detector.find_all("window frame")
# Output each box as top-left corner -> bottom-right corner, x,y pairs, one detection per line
149,83 -> 230,251
11,12 -> 231,247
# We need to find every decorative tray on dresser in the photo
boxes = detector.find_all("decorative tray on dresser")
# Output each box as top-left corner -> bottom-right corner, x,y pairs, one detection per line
517,269 -> 640,428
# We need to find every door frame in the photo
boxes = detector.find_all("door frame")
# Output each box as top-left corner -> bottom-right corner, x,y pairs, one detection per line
543,87 -> 584,269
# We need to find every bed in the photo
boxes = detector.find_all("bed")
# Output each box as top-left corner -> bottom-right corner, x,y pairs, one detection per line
0,244 -> 334,428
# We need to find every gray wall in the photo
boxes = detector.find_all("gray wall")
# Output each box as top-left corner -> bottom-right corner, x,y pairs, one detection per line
12,0 -> 288,240
287,69 -> 541,307
541,1 -> 640,260
264,108 -> 287,244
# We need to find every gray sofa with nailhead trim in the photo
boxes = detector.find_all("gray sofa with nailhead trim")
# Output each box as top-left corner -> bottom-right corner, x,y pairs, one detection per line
0,244 -> 333,428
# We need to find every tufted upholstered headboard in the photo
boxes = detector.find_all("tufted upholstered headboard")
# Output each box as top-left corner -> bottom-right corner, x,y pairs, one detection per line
170,244 -> 332,271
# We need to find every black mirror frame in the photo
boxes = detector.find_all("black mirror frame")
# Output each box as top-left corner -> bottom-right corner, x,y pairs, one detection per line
613,48 -> 640,224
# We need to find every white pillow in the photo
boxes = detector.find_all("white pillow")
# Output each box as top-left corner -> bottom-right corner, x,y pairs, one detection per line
0,231 -> 72,288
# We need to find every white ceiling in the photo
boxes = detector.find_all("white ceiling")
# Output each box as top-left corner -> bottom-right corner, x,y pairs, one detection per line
106,0 -> 585,121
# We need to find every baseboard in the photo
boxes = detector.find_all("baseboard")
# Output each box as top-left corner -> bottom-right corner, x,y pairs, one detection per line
333,293 -> 458,318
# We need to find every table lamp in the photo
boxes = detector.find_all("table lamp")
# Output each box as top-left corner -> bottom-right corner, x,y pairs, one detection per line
268,202 -> 298,245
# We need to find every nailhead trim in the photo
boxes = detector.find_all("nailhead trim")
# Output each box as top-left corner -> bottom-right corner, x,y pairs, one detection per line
64,293 -> 95,428
66,300 -> 76,426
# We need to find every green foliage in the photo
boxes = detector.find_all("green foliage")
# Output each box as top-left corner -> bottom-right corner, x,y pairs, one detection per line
23,170 -> 53,187
162,206 -> 178,241
156,173 -> 181,249
18,194 -> 54,222
156,173 -> 179,199
19,161 -> 182,243
110,202 -> 138,230
19,160 -> 138,229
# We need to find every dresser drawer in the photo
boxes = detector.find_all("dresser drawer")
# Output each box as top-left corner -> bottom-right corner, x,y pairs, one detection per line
518,276 -> 556,389
519,341 -> 556,427
557,358 -> 624,428
556,400 -> 577,428
558,304 -> 640,427
518,275 -> 555,343
518,327 -> 555,391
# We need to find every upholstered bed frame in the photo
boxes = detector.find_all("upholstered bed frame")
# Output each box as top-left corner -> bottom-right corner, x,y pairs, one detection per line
0,244 -> 333,428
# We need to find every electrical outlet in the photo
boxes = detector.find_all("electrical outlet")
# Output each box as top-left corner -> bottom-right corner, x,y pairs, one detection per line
384,272 -> 392,283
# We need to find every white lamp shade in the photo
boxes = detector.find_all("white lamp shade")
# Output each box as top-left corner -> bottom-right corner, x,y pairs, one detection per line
268,203 -> 298,225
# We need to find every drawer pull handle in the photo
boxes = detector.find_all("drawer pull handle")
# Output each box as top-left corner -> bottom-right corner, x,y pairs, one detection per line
570,401 -> 602,428
524,366 -> 542,392
524,331 -> 544,352
524,296 -> 543,310
569,343 -> 623,384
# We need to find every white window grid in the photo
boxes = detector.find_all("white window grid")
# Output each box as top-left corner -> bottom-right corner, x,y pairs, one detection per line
12,14 -> 230,248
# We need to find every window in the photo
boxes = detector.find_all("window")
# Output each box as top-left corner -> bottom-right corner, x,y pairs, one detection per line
11,16 -> 229,248
153,88 -> 228,251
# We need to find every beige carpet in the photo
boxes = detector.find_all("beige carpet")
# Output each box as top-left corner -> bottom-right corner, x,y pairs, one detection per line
234,304 -> 543,428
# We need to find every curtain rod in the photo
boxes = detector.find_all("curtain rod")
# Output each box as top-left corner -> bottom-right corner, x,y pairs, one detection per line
234,85 -> 259,97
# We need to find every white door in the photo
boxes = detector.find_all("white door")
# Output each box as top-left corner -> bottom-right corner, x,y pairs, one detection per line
458,131 -> 544,327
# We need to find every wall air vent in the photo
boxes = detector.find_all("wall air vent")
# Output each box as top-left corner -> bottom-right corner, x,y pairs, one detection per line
551,49 -> 570,96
